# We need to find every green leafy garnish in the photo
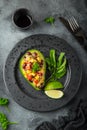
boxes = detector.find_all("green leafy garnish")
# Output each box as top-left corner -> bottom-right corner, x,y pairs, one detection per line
44,16 -> 55,24
0,98 -> 9,106
0,112 -> 18,130
32,62 -> 40,72
46,49 -> 67,83
0,98 -> 10,112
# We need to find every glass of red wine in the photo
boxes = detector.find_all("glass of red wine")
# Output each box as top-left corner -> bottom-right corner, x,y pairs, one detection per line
13,8 -> 33,29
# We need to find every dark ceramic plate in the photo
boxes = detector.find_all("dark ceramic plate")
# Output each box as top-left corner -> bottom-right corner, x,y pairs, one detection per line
4,34 -> 82,112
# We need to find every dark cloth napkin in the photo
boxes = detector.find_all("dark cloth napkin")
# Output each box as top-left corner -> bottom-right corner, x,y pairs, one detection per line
35,99 -> 87,130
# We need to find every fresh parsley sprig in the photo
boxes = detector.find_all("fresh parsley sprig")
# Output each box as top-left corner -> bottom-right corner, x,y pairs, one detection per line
0,98 -> 10,112
32,62 -> 40,72
0,98 -> 9,106
0,98 -> 18,130
44,16 -> 55,25
0,112 -> 18,130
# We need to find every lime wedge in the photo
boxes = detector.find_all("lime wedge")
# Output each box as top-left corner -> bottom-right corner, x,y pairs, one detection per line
45,90 -> 64,99
44,81 -> 63,90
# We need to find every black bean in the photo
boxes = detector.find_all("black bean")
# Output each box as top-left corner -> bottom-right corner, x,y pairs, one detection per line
22,63 -> 27,69
27,52 -> 32,55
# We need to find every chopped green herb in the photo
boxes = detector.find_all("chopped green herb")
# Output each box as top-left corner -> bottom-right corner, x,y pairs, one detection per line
32,62 -> 40,72
44,16 -> 55,24
0,98 -> 10,112
0,112 -> 18,130
0,98 -> 9,106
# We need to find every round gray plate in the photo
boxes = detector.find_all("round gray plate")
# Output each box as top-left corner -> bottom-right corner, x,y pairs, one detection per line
4,34 -> 82,112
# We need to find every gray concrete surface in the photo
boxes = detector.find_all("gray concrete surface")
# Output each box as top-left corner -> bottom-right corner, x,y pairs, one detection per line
0,0 -> 87,130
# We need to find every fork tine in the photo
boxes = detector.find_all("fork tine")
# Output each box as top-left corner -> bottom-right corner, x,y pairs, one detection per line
68,17 -> 79,32
71,17 -> 79,30
70,18 -> 77,30
68,19 -> 74,32
72,17 -> 79,28
71,17 -> 78,31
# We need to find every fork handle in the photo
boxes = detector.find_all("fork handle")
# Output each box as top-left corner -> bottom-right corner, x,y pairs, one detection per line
75,30 -> 87,50
83,38 -> 87,51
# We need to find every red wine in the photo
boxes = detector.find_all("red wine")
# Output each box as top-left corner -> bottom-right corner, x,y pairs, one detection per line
15,15 -> 31,28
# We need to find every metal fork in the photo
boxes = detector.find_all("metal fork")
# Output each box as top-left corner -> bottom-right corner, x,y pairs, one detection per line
67,16 -> 87,41
67,16 -> 87,50
59,16 -> 87,49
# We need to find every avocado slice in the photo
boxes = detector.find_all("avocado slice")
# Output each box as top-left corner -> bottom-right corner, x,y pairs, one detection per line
19,49 -> 46,90
44,81 -> 64,90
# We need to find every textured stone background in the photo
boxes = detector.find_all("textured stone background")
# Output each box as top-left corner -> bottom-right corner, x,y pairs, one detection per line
0,0 -> 87,130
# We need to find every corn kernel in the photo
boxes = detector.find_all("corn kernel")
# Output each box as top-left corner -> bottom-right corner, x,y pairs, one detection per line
26,70 -> 30,74
37,57 -> 41,62
31,73 -> 35,76
35,75 -> 39,80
